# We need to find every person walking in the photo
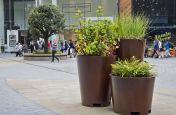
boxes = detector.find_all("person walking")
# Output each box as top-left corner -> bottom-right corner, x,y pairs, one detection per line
60,42 -> 64,53
64,41 -> 69,53
144,42 -> 149,58
164,39 -> 171,57
151,38 -> 159,58
30,40 -> 34,53
159,41 -> 165,58
51,41 -> 60,62
68,40 -> 75,57
15,42 -> 23,57
15,42 -> 19,57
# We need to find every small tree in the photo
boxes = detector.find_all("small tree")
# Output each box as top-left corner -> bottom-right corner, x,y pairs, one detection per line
28,5 -> 65,53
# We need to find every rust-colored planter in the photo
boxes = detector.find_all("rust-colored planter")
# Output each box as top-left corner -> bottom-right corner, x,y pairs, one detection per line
116,39 -> 146,60
77,55 -> 115,107
111,75 -> 155,115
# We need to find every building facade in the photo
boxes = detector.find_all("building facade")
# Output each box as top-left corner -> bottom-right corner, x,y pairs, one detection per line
119,0 -> 176,38
0,0 -> 118,52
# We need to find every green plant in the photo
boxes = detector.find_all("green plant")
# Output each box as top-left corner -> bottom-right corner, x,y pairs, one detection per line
33,50 -> 61,54
75,7 -> 118,56
111,58 -> 155,77
115,15 -> 149,39
28,5 -> 65,53
155,32 -> 170,42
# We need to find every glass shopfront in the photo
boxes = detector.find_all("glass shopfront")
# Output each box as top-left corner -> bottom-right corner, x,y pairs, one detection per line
56,0 -> 118,28
3,0 -> 35,44
3,0 -> 118,44
132,0 -> 176,26
13,0 -> 35,30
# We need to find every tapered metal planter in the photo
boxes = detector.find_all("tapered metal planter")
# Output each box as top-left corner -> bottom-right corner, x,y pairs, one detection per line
111,75 -> 155,115
77,55 -> 115,107
116,39 -> 145,60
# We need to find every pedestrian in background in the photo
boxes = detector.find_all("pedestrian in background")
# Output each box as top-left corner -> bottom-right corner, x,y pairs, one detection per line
30,40 -> 34,53
68,40 -> 75,57
64,41 -> 69,53
164,39 -> 171,57
144,42 -> 149,58
15,42 -> 19,57
151,38 -> 159,58
51,41 -> 60,62
60,42 -> 64,53
15,42 -> 23,57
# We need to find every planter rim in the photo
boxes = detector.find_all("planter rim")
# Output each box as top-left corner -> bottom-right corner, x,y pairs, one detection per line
77,55 -> 116,58
110,74 -> 155,79
24,54 -> 67,57
119,38 -> 145,40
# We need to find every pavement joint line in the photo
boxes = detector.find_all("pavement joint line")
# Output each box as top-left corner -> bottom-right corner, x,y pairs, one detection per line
156,92 -> 176,98
5,79 -> 59,115
0,56 -> 77,76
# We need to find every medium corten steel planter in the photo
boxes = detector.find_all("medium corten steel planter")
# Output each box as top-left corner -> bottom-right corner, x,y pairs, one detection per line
111,75 -> 155,115
116,39 -> 145,60
77,55 -> 115,107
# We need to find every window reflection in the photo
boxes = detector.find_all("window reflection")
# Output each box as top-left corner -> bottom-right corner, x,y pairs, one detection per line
56,0 -> 117,27
133,0 -> 176,25
14,1 -> 35,30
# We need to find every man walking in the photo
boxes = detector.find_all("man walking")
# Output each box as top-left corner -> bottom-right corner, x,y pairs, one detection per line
51,41 -> 60,62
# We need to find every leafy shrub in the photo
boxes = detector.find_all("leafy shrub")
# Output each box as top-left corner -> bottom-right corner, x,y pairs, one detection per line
74,6 -> 118,56
28,5 -> 65,53
155,32 -> 171,42
114,15 -> 149,39
111,58 -> 155,77
75,19 -> 118,56
33,50 -> 61,54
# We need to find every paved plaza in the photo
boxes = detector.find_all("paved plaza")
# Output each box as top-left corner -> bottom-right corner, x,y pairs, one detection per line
0,53 -> 176,115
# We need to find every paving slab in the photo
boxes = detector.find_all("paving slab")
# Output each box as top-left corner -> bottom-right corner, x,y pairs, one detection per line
0,54 -> 176,115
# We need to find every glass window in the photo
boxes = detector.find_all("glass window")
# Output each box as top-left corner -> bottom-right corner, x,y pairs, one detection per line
133,0 -> 176,25
14,0 -> 35,30
133,0 -> 168,16
41,0 -> 52,5
57,0 -> 117,28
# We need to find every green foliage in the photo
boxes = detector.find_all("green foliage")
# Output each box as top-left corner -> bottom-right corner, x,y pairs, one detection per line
96,5 -> 104,17
28,5 -> 65,37
28,5 -> 65,53
111,58 -> 155,77
33,50 -> 62,54
75,19 -> 118,56
155,32 -> 170,42
75,6 -> 118,56
114,15 -> 149,39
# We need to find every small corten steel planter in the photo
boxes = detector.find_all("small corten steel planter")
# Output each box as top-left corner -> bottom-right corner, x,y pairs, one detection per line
77,55 -> 115,107
111,75 -> 155,115
116,39 -> 145,60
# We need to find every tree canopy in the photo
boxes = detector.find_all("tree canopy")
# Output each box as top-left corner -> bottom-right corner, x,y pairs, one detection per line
28,5 -> 65,53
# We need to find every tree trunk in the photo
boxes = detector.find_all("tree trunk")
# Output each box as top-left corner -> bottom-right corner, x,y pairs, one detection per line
44,37 -> 49,53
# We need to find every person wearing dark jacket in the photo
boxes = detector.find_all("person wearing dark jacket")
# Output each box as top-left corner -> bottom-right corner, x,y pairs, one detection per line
51,42 -> 60,62
68,40 -> 75,56
151,39 -> 159,58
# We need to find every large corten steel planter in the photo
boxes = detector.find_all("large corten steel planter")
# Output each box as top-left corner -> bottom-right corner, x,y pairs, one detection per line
111,75 -> 155,115
77,55 -> 115,107
116,39 -> 145,60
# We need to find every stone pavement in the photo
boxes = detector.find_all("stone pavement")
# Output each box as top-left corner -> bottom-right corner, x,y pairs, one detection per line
0,53 -> 176,115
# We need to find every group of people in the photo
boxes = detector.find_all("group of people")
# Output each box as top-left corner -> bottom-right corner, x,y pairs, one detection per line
60,40 -> 75,56
49,39 -> 76,62
145,38 -> 174,58
29,38 -> 44,53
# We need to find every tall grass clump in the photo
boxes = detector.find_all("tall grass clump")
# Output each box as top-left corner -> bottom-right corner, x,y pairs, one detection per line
115,15 -> 149,39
